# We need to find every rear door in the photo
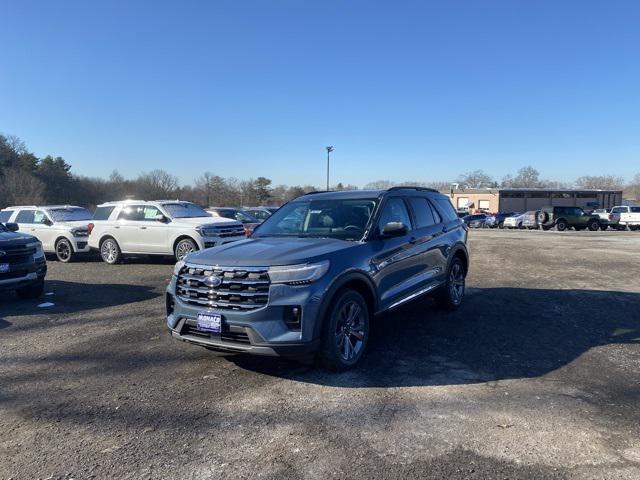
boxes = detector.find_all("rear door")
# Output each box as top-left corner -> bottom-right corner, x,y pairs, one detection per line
116,205 -> 145,252
32,210 -> 57,250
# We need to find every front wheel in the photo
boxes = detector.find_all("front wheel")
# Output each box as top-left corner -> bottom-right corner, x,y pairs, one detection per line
174,238 -> 198,261
436,257 -> 466,310
55,238 -> 74,263
100,238 -> 122,264
588,220 -> 600,231
319,289 -> 370,371
556,220 -> 568,231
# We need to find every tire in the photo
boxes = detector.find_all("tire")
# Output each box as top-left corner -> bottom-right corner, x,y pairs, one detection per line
100,237 -> 122,264
16,279 -> 45,299
174,238 -> 198,261
435,257 -> 466,311
319,289 -> 370,371
55,238 -> 74,263
556,220 -> 568,231
630,226 -> 639,231
498,222 -> 504,229
537,211 -> 549,224
588,220 -> 600,231
518,223 -> 524,229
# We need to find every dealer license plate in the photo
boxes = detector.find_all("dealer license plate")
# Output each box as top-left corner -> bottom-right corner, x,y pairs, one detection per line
197,313 -> 222,333
0,264 -> 9,274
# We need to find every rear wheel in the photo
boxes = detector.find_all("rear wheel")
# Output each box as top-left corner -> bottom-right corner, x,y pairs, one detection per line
55,238 -> 74,263
100,238 -> 122,264
319,289 -> 370,371
174,238 -> 198,261
588,220 -> 600,231
16,279 -> 45,299
436,257 -> 466,310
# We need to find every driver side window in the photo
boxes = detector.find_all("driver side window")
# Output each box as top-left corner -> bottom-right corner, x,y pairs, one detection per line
33,210 -> 48,224
377,198 -> 412,233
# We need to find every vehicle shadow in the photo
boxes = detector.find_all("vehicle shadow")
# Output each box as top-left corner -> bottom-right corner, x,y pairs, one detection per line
0,280 -> 161,318
229,287 -> 640,387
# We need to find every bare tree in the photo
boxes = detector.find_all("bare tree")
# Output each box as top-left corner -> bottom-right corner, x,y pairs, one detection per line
364,180 -> 396,190
136,169 -> 179,199
456,170 -> 496,189
575,175 -> 624,190
502,166 -> 544,188
0,168 -> 45,205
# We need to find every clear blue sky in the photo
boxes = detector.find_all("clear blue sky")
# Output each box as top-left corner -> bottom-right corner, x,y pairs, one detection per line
1,0 -> 639,187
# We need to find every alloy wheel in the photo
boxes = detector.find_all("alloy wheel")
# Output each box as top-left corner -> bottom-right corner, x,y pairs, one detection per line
449,261 -> 465,305
101,240 -> 118,263
56,240 -> 71,262
176,240 -> 196,261
334,300 -> 366,362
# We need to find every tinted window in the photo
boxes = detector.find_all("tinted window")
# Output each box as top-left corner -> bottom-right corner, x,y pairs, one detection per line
0,211 -> 12,223
611,207 -> 624,213
253,197 -> 378,241
16,210 -> 35,223
432,197 -> 459,222
630,207 -> 640,213
93,206 -> 115,221
48,207 -> 93,222
377,198 -> 412,232
118,205 -> 147,221
408,197 -> 437,228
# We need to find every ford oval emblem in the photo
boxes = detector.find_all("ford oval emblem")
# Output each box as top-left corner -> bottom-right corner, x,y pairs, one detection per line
204,275 -> 222,288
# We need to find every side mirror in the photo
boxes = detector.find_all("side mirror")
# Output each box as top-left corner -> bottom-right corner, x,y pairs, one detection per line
155,214 -> 170,223
6,223 -> 19,232
44,218 -> 53,226
381,221 -> 408,238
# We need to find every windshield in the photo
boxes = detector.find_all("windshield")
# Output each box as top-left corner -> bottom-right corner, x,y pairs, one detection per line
48,207 -> 93,222
0,223 -> 7,232
254,197 -> 379,241
162,203 -> 209,218
216,209 -> 258,223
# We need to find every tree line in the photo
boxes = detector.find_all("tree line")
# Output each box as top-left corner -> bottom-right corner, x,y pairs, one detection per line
1,134 -> 639,210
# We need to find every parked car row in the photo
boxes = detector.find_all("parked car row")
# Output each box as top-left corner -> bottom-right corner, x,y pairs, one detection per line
463,206 -> 640,232
0,201 -> 282,265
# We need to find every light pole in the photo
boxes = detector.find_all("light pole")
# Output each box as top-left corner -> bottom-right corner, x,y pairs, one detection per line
326,146 -> 334,191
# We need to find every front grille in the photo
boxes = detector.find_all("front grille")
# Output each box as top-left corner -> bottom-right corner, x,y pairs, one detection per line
176,265 -> 270,310
202,224 -> 245,238
0,244 -> 36,265
73,230 -> 89,237
183,322 -> 251,344
76,241 -> 88,249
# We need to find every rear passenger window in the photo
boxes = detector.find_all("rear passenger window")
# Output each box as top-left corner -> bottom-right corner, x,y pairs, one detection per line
15,210 -> 35,223
118,205 -> 145,221
432,197 -> 458,222
408,197 -> 437,228
0,211 -> 12,223
93,206 -> 115,221
631,207 -> 640,213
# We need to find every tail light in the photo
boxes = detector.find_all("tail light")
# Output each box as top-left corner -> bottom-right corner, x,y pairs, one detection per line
608,214 -> 613,221
243,224 -> 253,236
87,223 -> 94,235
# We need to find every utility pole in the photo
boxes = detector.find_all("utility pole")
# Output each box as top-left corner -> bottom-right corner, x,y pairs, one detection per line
326,146 -> 334,191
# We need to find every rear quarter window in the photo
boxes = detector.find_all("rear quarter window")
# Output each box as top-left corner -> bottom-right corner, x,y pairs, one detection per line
93,206 -> 115,221
431,196 -> 458,222
15,210 -> 35,223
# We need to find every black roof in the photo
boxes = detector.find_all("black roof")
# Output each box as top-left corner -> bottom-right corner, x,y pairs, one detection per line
297,187 -> 442,201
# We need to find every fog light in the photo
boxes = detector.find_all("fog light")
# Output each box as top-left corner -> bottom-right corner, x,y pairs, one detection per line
283,306 -> 301,330
166,293 -> 175,316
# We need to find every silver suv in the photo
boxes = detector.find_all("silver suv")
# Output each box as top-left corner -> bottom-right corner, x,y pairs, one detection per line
88,200 -> 246,263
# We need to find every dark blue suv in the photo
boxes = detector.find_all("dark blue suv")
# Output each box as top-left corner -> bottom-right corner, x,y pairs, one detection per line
166,187 -> 469,370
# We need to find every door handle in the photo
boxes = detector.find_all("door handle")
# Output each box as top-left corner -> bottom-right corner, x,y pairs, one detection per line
114,226 -> 120,229
140,226 -> 147,230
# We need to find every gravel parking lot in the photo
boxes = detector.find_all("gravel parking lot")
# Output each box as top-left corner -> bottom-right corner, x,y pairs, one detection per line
1,229 -> 639,479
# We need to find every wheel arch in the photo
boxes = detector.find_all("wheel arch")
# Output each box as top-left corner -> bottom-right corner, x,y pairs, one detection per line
312,270 -> 378,340
172,235 -> 199,253
54,234 -> 75,252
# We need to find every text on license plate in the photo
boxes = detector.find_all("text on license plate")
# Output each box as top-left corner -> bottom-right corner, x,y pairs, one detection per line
197,313 -> 222,333
0,264 -> 9,274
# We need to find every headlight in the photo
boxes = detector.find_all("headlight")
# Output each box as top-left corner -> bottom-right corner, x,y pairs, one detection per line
196,226 -> 216,237
28,241 -> 44,259
269,260 -> 330,285
173,259 -> 185,276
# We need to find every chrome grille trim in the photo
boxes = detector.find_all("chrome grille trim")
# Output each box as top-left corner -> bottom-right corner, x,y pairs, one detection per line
176,264 -> 270,311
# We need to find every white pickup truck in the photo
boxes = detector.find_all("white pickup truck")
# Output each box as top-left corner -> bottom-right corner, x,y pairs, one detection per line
610,206 -> 640,231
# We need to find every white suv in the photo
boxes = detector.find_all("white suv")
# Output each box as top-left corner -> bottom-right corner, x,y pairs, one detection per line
88,200 -> 246,264
0,205 -> 92,262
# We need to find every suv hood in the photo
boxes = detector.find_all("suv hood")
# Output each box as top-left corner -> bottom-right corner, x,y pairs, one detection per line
170,217 -> 239,227
54,220 -> 92,229
186,237 -> 357,267
0,231 -> 36,243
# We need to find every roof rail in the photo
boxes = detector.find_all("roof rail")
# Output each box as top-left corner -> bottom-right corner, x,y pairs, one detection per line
302,190 -> 330,196
387,186 -> 440,193
3,205 -> 38,209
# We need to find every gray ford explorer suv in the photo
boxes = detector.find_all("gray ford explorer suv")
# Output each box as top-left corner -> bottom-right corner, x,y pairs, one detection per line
166,187 -> 469,370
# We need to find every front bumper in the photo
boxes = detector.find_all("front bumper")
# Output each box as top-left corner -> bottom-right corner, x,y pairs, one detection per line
70,237 -> 91,253
0,257 -> 47,291
165,274 -> 327,357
